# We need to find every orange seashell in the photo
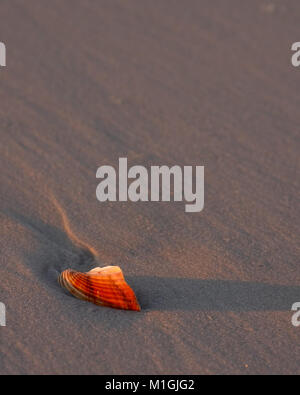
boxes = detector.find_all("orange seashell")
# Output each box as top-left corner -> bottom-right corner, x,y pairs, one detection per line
59,266 -> 141,311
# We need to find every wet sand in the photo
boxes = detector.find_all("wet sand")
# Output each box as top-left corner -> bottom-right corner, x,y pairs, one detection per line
0,0 -> 299,374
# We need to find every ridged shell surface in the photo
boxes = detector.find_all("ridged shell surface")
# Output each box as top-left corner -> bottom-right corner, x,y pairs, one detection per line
59,266 -> 141,311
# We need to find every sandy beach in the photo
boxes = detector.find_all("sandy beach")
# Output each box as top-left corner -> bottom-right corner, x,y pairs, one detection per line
0,0 -> 300,374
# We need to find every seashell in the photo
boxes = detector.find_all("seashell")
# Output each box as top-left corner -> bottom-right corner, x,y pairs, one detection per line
59,266 -> 141,311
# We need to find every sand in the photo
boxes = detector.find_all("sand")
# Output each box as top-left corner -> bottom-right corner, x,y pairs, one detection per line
0,0 -> 299,374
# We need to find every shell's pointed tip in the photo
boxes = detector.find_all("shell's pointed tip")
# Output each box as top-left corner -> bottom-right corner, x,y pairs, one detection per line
59,265 -> 141,312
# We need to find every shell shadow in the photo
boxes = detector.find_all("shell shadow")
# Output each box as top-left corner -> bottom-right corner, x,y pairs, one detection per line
4,209 -> 299,314
127,276 -> 300,312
